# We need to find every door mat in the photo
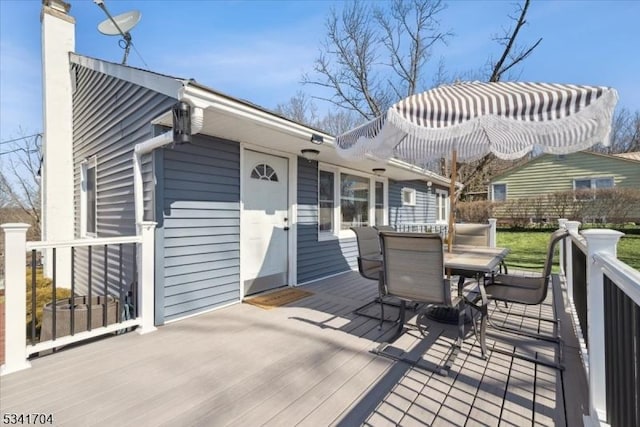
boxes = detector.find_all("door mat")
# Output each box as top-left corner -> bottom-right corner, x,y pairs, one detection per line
244,288 -> 313,310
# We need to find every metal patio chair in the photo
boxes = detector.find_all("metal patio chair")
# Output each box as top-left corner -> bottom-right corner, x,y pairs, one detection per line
374,232 -> 476,375
470,228 -> 569,369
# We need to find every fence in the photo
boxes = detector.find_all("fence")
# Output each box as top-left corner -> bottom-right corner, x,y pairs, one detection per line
1,222 -> 157,376
560,220 -> 640,427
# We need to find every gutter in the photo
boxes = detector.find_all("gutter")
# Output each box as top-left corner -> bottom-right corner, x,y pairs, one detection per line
133,102 -> 204,229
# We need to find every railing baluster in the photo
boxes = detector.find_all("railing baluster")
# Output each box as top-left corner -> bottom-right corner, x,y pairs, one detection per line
118,243 -> 124,322
88,245 -> 92,332
71,247 -> 75,336
103,244 -> 108,327
31,250 -> 36,343
52,248 -> 57,341
132,242 -> 138,318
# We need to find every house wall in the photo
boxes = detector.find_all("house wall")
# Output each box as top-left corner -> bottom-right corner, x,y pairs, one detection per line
492,152 -> 640,199
297,159 -> 357,284
296,161 -> 436,284
71,64 -> 176,297
159,135 -> 241,322
388,180 -> 436,226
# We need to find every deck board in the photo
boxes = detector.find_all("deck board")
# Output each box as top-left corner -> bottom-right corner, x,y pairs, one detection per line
0,271 -> 588,426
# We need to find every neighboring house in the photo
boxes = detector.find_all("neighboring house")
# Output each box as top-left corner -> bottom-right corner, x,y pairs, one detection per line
488,151 -> 640,221
39,1 -> 453,325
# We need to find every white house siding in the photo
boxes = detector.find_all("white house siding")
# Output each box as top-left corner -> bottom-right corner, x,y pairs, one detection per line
159,135 -> 241,322
71,63 -> 176,302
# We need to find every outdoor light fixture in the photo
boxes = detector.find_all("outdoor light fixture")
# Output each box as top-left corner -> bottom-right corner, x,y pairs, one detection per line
310,133 -> 324,144
172,101 -> 192,144
427,181 -> 433,193
301,149 -> 320,161
372,168 -> 386,176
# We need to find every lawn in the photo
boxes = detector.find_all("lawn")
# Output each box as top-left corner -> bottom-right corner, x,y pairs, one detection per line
497,231 -> 640,272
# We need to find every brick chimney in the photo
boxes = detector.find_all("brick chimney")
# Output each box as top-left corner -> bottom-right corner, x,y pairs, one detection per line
40,0 -> 74,283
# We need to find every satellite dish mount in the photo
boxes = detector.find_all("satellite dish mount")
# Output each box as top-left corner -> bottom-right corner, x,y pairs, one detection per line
94,0 -> 141,65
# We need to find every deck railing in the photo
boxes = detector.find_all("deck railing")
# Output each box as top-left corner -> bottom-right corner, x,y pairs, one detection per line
1,222 -> 157,376
559,220 -> 640,427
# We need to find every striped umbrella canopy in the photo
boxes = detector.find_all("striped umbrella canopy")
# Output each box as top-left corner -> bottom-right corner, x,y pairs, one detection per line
335,81 -> 618,249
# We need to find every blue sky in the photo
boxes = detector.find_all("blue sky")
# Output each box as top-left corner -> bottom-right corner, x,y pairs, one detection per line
1,0 -> 639,142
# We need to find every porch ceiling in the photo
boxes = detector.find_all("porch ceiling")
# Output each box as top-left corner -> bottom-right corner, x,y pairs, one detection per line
153,107 -> 451,186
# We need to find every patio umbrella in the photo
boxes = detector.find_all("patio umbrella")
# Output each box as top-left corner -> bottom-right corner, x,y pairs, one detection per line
335,81 -> 618,250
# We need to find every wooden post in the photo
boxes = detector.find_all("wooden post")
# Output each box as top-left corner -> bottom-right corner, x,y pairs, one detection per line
488,218 -> 497,248
1,223 -> 32,375
447,149 -> 457,253
557,219 -> 568,275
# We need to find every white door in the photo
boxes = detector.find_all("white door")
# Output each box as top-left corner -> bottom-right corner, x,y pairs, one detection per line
242,150 -> 289,296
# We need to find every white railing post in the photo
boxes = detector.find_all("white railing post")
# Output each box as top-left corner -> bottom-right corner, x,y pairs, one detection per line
137,221 -> 157,335
1,223 -> 32,375
581,228 -> 624,425
488,218 -> 497,248
564,221 -> 581,300
557,219 -> 568,275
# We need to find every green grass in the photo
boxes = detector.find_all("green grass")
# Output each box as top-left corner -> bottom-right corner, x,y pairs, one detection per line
497,231 -> 640,273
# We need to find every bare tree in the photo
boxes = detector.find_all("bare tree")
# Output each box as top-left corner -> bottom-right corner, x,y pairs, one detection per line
0,132 -> 42,236
590,107 -> 640,154
274,91 -> 319,126
303,0 -> 451,120
456,0 -> 542,196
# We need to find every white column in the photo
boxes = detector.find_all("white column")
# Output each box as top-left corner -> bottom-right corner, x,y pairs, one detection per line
564,221 -> 581,300
582,228 -> 624,424
41,0 -> 75,285
137,221 -> 157,335
488,218 -> 497,248
1,224 -> 32,375
558,219 -> 568,275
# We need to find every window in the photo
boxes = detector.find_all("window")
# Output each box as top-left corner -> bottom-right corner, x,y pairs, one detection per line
251,163 -> 278,182
436,189 -> 448,223
492,183 -> 506,201
318,166 -> 387,238
319,170 -> 334,232
574,177 -> 614,200
402,188 -> 416,206
341,173 -> 369,229
375,181 -> 385,226
81,157 -> 97,237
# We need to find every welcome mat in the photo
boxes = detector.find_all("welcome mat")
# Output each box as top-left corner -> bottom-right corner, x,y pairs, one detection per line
244,288 -> 313,310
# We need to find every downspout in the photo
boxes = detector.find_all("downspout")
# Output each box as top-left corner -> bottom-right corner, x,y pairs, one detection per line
133,103 -> 204,231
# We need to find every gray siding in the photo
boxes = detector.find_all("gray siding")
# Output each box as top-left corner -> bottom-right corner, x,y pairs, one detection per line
71,64 -> 175,299
388,180 -> 435,225
297,159 -> 357,284
161,135 -> 241,321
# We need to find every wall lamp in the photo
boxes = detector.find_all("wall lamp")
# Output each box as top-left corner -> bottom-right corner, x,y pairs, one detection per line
301,149 -> 320,161
372,168 -> 386,176
310,133 -> 324,144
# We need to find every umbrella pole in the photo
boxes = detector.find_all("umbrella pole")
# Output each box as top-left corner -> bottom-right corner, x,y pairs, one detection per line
447,149 -> 457,253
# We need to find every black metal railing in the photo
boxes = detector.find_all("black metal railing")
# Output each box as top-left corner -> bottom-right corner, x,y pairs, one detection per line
28,242 -> 139,346
604,274 -> 640,427
572,240 -> 588,347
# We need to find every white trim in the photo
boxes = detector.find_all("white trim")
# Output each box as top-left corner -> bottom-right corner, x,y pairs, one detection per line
80,156 -> 98,238
317,162 -> 389,239
296,269 -> 357,286
240,144 -> 298,296
401,187 -> 417,206
70,53 -> 184,99
435,188 -> 449,223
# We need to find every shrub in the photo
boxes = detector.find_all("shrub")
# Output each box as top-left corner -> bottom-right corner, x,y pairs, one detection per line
456,201 -> 496,223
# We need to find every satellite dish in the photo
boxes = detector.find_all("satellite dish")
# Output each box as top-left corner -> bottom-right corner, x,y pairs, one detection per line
97,10 -> 141,36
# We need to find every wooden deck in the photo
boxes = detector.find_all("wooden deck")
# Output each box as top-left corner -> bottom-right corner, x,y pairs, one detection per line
0,271 -> 588,426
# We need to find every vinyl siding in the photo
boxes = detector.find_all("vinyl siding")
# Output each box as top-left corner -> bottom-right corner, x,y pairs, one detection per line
388,180 -> 436,226
492,152 -> 640,199
297,159 -> 357,284
161,135 -> 241,321
71,64 -> 176,299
